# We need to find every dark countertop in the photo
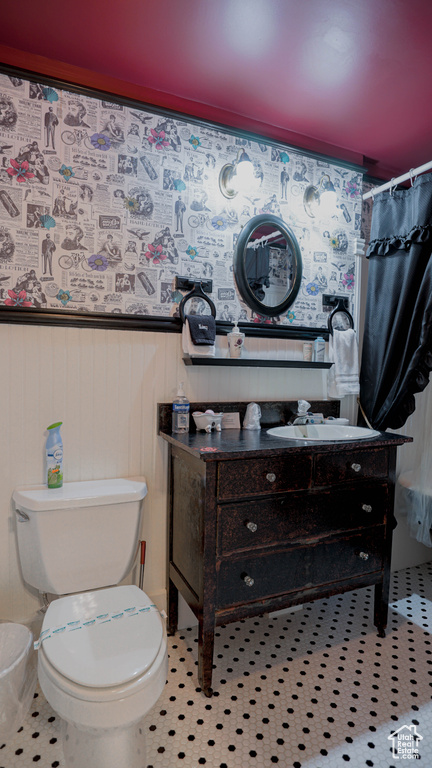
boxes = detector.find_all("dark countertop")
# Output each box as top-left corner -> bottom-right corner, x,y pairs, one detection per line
159,426 -> 412,462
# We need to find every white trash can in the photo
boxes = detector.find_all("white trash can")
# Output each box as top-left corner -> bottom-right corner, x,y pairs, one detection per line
0,622 -> 37,743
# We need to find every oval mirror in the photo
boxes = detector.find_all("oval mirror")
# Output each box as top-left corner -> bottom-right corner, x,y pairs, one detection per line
234,214 -> 302,317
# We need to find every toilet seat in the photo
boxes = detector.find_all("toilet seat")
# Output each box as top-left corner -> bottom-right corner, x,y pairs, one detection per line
40,585 -> 163,688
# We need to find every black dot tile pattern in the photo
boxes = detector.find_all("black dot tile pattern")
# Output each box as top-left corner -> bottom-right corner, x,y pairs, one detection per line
1,563 -> 431,767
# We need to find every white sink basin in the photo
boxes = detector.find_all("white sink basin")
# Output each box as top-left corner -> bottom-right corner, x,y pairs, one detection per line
267,424 -> 380,441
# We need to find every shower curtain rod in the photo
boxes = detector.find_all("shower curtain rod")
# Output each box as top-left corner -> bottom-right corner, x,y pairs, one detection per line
250,231 -> 285,249
363,159 -> 432,200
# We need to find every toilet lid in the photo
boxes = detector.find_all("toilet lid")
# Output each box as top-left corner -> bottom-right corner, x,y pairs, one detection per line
40,585 -> 163,688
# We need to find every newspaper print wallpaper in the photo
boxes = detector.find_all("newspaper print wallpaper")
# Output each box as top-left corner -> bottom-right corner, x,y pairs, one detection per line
0,71 -> 363,327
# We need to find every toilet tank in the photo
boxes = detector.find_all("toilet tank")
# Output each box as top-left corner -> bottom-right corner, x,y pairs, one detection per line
13,478 -> 147,595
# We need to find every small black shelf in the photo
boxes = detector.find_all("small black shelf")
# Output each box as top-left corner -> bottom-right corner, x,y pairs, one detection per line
183,356 -> 332,369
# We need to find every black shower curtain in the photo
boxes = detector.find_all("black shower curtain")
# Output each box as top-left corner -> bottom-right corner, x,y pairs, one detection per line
359,173 -> 432,431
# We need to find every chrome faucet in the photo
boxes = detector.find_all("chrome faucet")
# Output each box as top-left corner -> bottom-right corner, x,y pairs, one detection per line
290,400 -> 312,425
290,400 -> 324,426
292,414 -> 310,425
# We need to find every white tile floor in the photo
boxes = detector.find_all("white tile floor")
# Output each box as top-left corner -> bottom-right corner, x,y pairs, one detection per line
1,562 -> 431,768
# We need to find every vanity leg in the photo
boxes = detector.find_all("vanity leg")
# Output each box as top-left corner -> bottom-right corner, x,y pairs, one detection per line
374,582 -> 388,638
167,578 -> 178,636
198,622 -> 215,697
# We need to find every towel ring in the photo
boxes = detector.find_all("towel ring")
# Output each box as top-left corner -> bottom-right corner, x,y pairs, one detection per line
179,281 -> 217,324
328,298 -> 354,335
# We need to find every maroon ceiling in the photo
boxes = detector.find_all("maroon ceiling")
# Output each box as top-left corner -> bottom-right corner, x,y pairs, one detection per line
1,0 -> 432,180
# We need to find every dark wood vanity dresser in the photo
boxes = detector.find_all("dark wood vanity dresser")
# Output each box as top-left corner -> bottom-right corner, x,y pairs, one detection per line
159,401 -> 411,696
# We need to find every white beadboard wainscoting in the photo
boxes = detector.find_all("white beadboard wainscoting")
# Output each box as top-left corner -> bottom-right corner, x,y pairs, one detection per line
0,323 -> 428,624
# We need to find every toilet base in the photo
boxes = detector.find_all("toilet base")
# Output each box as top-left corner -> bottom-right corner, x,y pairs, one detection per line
61,718 -> 146,768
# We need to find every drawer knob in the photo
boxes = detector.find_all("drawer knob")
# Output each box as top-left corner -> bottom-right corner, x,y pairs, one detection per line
246,521 -> 258,533
266,472 -> 276,483
242,574 -> 255,587
359,551 -> 369,560
362,503 -> 372,513
351,463 -> 362,472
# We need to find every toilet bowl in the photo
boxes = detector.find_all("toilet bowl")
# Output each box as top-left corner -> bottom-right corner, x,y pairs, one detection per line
13,478 -> 167,768
37,584 -> 167,768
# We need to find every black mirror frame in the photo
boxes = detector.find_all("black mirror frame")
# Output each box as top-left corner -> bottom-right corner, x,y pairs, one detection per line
234,214 -> 303,318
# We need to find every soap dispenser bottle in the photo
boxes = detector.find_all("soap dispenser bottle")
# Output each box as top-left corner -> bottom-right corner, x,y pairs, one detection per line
227,323 -> 245,358
172,382 -> 190,434
46,422 -> 63,489
314,336 -> 326,362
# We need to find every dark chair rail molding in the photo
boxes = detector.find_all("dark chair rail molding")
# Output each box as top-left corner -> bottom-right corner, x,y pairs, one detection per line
0,305 -> 181,333
0,305 -> 331,340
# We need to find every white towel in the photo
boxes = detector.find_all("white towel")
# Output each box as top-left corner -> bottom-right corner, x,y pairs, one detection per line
182,319 -> 215,357
327,328 -> 359,398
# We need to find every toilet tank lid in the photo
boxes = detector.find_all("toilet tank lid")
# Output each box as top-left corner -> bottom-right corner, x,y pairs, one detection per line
13,477 -> 147,512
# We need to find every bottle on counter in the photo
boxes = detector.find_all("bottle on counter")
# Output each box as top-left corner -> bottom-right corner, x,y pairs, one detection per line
172,382 -> 190,434
314,336 -> 326,362
303,342 -> 313,362
46,422 -> 63,489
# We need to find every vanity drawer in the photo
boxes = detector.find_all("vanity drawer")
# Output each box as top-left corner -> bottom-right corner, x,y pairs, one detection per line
217,528 -> 385,609
217,454 -> 312,500
217,483 -> 389,555
315,449 -> 388,485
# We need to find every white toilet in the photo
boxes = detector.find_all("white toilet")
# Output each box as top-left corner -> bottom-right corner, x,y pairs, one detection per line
13,477 -> 167,768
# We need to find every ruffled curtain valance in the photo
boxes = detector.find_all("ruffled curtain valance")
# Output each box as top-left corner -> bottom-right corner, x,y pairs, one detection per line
367,223 -> 432,257
359,173 -> 432,431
